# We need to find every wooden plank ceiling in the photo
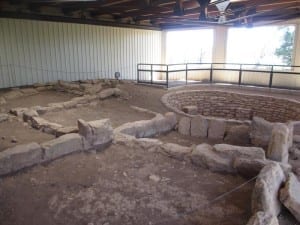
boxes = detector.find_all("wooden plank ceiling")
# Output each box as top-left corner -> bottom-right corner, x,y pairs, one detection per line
0,0 -> 299,30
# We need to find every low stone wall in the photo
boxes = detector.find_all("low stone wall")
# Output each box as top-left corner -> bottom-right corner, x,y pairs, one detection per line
0,118 -> 113,176
162,90 -> 300,122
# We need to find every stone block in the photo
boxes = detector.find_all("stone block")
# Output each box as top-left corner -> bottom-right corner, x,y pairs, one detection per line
182,105 -> 198,115
214,144 -> 265,160
0,142 -> 42,176
208,119 -> 226,139
78,119 -> 113,150
252,162 -> 286,217
99,88 -> 121,99
0,113 -> 9,123
250,117 -> 274,148
190,116 -> 208,138
23,109 -> 39,122
246,211 -> 279,225
178,117 -> 191,136
191,143 -> 233,173
55,126 -> 78,137
10,107 -> 28,116
267,123 -> 289,163
161,143 -> 191,160
42,133 -> 83,161
224,124 -> 250,145
280,173 -> 300,222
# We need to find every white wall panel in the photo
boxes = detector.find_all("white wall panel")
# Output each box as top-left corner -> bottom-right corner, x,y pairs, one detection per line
0,18 -> 162,88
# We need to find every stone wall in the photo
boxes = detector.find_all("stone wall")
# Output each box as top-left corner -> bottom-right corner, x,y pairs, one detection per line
162,90 -> 300,122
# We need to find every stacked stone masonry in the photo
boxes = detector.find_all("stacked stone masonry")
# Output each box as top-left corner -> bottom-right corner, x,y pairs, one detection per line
162,90 -> 300,122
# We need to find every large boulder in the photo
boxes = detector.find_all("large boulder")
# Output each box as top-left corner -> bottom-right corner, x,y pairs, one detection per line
190,116 -> 208,138
178,117 -> 191,136
191,143 -> 233,173
224,124 -> 250,145
252,163 -> 286,217
208,119 -> 226,139
161,143 -> 191,160
279,173 -> 300,222
99,88 -> 121,99
0,142 -> 42,176
267,123 -> 289,163
153,112 -> 177,134
23,109 -> 39,122
250,117 -> 274,148
214,144 -> 265,160
10,107 -> 28,116
42,133 -> 83,161
246,211 -> 279,225
78,118 -> 113,150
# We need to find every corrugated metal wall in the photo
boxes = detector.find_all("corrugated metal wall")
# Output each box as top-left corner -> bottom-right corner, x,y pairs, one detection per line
0,18 -> 162,88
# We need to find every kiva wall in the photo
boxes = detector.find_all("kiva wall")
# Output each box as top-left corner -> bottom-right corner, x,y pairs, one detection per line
0,18 -> 162,88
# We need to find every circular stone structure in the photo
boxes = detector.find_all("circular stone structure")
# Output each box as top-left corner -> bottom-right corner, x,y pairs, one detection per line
162,90 -> 300,122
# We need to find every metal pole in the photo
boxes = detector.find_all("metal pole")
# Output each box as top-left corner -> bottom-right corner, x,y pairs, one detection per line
151,64 -> 153,84
166,65 -> 169,88
210,63 -> 213,83
137,64 -> 139,83
238,64 -> 242,85
185,63 -> 188,85
269,66 -> 274,88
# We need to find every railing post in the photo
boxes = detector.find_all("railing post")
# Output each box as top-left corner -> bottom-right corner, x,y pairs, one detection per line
185,63 -> 188,85
238,64 -> 242,85
150,64 -> 153,84
137,64 -> 140,83
210,63 -> 213,83
269,66 -> 274,88
166,65 -> 169,88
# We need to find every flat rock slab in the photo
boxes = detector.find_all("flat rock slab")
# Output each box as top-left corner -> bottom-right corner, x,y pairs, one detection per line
190,116 -> 208,138
178,117 -> 191,136
161,143 -> 191,160
267,123 -> 289,164
214,144 -> 265,160
191,143 -> 233,173
246,211 -> 279,225
280,173 -> 300,222
250,117 -> 274,148
208,119 -> 226,140
42,133 -> 83,161
0,142 -> 42,176
3,90 -> 23,100
252,162 -> 286,217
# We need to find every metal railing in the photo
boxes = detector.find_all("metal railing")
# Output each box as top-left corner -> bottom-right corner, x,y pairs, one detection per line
137,62 -> 300,89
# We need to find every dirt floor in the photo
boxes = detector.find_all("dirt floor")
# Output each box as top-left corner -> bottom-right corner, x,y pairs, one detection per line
1,91 -> 75,113
0,143 -> 254,225
0,83 -> 300,225
0,118 -> 53,151
41,98 -> 155,128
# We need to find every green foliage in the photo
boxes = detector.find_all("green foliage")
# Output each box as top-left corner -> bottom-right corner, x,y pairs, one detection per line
275,29 -> 295,65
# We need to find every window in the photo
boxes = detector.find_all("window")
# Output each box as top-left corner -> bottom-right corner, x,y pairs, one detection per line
226,25 -> 295,68
166,29 -> 214,64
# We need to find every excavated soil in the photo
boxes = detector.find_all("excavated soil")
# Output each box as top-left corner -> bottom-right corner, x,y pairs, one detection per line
0,83 -> 300,225
41,98 -> 154,128
0,143 -> 254,225
0,119 -> 53,151
1,91 -> 75,113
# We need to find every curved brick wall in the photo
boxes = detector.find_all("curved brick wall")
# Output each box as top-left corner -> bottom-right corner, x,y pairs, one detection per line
162,90 -> 300,122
